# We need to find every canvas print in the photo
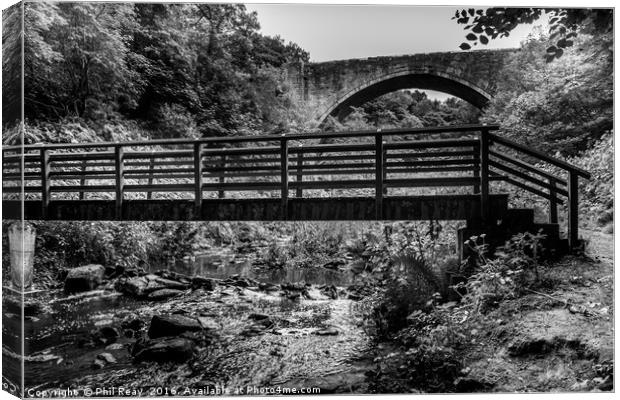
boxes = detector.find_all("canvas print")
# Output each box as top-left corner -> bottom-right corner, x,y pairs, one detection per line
1,2 -> 614,397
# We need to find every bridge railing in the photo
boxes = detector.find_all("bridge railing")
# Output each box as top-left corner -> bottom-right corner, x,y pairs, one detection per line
2,123 -> 590,248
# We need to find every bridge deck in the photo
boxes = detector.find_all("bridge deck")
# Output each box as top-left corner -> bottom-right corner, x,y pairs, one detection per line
2,124 -> 590,248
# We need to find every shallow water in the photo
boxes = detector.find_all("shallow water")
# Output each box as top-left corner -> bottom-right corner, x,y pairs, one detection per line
3,251 -> 374,396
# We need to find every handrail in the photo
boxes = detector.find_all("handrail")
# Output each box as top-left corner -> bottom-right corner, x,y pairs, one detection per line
1,124 -> 499,152
489,133 -> 591,179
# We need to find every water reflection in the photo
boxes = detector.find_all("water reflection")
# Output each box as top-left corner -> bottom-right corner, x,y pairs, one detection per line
171,250 -> 357,287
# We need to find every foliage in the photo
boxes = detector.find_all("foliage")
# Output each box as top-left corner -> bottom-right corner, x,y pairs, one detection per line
453,8 -> 612,61
459,232 -> 546,314
371,300 -> 467,393
482,33 -> 612,156
258,222 -> 352,268
499,133 -> 613,232
338,90 -> 480,130
372,254 -> 445,337
3,3 -> 310,136
355,222 -> 456,338
147,222 -> 212,266
567,133 -> 614,227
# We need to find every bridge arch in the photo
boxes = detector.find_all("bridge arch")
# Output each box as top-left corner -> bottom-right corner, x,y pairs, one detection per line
318,68 -> 493,125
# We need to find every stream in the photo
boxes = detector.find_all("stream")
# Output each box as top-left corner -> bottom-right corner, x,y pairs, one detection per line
2,250 -> 376,396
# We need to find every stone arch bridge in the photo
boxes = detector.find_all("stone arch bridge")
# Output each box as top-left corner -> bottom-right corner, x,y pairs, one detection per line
285,49 -> 516,125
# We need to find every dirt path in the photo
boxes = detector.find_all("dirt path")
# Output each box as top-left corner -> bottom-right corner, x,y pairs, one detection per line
461,230 -> 614,392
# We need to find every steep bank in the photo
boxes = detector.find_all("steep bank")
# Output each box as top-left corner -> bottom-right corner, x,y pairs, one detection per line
370,229 -> 613,393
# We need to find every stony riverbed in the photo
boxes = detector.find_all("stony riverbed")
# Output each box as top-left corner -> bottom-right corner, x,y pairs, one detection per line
2,252 -> 377,396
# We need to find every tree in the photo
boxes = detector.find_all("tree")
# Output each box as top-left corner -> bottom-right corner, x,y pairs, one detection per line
340,90 -> 479,130
454,8 -> 612,61
481,32 -> 612,155
8,2 -> 312,139
20,3 -> 145,119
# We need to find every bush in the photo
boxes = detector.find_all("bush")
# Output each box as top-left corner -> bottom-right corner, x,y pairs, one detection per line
371,253 -> 447,338
459,232 -> 546,314
150,103 -> 200,139
370,304 -> 467,393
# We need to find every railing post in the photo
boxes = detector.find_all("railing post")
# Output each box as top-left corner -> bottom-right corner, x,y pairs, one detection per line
40,148 -> 50,219
194,142 -> 203,218
114,146 -> 124,220
479,128 -> 490,224
567,171 -> 579,250
472,149 -> 480,194
280,136 -> 289,220
548,177 -> 558,224
218,155 -> 226,199
296,145 -> 303,198
147,152 -> 154,200
382,147 -> 388,196
375,131 -> 384,220
79,159 -> 87,200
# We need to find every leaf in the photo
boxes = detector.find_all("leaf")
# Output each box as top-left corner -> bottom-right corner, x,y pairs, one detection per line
457,17 -> 469,24
546,45 -> 557,54
472,25 -> 483,33
459,43 -> 471,50
466,33 -> 477,41
468,8 -> 475,16
480,35 -> 489,44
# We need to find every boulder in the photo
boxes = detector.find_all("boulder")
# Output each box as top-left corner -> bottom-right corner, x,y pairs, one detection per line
315,327 -> 339,336
281,282 -> 307,291
99,327 -> 120,341
97,352 -> 117,364
64,264 -> 105,293
155,270 -> 192,284
147,289 -> 184,301
454,377 -> 493,392
248,313 -> 270,321
91,326 -> 119,346
152,277 -> 189,290
133,337 -> 195,363
115,276 -> 149,297
191,276 -> 217,291
197,316 -> 219,331
148,315 -> 202,339
121,318 -> 145,332
321,285 -> 339,300
286,292 -> 301,301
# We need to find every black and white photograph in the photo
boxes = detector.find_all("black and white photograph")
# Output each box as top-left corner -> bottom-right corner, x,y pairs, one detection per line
0,1 -> 615,397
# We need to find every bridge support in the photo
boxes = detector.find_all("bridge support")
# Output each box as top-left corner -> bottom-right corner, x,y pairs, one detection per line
567,172 -> 579,250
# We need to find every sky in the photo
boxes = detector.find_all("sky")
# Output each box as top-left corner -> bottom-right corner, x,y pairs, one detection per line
246,4 -> 548,62
244,4 -> 548,101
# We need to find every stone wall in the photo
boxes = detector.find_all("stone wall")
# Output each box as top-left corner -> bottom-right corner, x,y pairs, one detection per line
286,49 -> 517,124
